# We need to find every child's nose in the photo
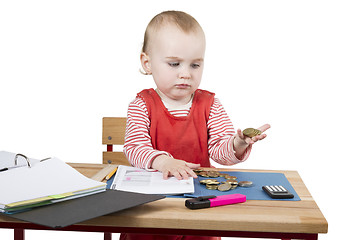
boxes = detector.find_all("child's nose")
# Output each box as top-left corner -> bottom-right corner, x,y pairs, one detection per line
178,68 -> 191,79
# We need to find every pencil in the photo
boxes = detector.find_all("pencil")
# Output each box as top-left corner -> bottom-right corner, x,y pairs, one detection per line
105,167 -> 118,180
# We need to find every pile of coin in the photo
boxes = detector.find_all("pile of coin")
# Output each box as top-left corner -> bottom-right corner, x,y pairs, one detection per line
195,169 -> 253,192
242,128 -> 261,138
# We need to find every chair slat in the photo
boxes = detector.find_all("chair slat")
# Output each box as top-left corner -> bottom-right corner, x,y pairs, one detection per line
102,117 -> 126,145
103,152 -> 129,166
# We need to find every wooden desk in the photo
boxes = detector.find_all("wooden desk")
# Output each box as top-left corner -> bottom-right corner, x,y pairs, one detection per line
0,163 -> 328,240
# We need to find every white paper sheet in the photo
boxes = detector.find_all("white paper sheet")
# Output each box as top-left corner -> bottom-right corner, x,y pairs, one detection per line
110,165 -> 194,195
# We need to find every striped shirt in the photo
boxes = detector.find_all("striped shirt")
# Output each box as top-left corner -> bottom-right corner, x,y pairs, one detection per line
123,95 -> 251,170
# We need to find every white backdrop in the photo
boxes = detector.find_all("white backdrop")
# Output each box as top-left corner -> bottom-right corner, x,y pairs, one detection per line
1,1 -> 349,239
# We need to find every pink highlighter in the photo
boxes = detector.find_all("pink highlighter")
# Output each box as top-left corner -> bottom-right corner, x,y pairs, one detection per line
185,194 -> 246,209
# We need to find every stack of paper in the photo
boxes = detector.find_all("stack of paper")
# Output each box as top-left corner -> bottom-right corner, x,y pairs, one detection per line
0,151 -> 106,214
111,165 -> 194,195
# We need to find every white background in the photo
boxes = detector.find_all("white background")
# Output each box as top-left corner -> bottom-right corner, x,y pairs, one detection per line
1,0 -> 349,239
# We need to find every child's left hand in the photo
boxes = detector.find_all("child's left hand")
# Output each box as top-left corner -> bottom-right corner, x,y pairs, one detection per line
236,124 -> 271,145
233,124 -> 271,157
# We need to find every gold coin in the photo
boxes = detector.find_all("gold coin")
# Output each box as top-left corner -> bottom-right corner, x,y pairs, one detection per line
218,182 -> 232,191
238,181 -> 253,187
206,185 -> 218,190
193,169 -> 204,174
208,171 -> 220,178
200,179 -> 219,185
199,171 -> 209,177
200,180 -> 210,184
206,181 -> 220,185
243,128 -> 261,138
225,175 -> 237,180
226,180 -> 238,185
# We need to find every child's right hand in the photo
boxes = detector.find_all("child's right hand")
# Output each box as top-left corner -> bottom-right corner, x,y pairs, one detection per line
151,155 -> 200,180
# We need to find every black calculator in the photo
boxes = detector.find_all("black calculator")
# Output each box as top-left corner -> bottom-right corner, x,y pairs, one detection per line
262,185 -> 294,199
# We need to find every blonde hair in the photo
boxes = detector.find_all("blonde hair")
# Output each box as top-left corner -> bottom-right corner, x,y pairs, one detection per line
142,10 -> 203,54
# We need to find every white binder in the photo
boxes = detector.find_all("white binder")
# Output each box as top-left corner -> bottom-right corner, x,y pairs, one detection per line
0,151 -> 106,213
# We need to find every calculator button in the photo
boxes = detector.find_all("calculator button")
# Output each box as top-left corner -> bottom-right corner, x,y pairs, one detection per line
275,185 -> 283,191
279,186 -> 287,191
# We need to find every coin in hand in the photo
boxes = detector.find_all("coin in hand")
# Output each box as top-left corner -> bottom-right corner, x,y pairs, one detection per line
242,128 -> 262,138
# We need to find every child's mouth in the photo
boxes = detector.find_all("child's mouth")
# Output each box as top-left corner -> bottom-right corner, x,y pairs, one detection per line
176,84 -> 190,89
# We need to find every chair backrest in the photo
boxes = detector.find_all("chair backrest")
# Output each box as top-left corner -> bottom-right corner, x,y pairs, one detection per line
102,117 -> 130,166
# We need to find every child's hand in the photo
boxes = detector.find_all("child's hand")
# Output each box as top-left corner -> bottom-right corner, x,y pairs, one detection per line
237,124 -> 271,145
234,124 -> 271,157
151,155 -> 200,180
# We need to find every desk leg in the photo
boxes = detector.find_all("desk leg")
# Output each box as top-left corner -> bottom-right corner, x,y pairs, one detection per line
14,229 -> 24,240
104,232 -> 112,240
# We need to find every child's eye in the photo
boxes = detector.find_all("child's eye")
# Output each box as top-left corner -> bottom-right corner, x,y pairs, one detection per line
191,63 -> 200,69
168,62 -> 180,67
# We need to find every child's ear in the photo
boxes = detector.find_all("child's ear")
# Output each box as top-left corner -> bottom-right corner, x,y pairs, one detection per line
140,52 -> 152,75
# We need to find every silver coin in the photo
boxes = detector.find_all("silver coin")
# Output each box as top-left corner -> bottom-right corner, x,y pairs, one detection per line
238,181 -> 253,187
218,182 -> 232,191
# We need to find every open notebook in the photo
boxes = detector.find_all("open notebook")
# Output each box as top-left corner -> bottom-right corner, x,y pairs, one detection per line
0,151 -> 106,213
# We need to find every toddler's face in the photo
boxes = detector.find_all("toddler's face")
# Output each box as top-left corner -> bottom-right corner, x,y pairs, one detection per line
142,24 -> 206,104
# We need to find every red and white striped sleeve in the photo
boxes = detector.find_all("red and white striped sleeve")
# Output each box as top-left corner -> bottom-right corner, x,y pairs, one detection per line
123,97 -> 172,170
208,98 -> 251,165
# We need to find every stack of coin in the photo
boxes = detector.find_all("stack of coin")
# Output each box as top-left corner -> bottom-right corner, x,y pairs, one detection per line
238,181 -> 253,187
200,179 -> 220,190
242,128 -> 261,138
206,182 -> 220,190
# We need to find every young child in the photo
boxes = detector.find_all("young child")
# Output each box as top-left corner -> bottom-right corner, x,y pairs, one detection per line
121,11 -> 270,240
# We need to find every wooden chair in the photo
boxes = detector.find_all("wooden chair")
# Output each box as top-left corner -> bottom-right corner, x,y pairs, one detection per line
102,117 -> 129,240
102,117 -> 130,166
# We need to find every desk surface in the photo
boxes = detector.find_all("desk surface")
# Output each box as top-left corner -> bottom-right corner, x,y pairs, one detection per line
0,163 -> 328,237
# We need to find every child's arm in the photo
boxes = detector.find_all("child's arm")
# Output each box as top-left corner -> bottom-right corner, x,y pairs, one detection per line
123,98 -> 172,170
